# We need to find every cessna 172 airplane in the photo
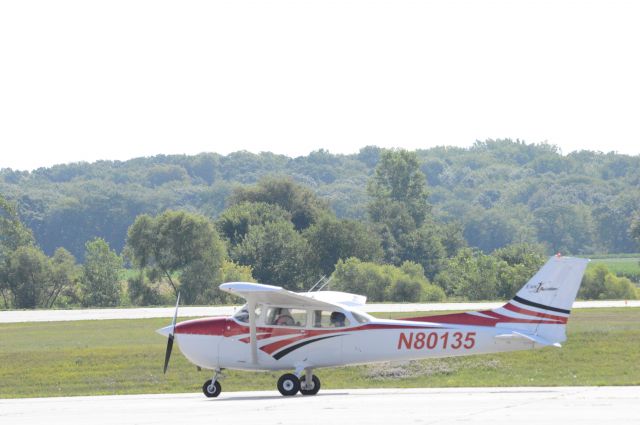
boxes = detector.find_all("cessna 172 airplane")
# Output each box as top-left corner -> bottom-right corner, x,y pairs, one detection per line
157,255 -> 588,397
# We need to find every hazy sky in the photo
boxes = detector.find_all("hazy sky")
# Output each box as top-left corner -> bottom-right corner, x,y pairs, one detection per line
1,0 -> 639,171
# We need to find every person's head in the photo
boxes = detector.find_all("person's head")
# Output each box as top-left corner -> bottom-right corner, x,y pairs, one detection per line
330,311 -> 345,326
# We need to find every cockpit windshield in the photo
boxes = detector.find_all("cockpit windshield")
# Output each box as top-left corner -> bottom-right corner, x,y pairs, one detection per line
233,304 -> 262,323
351,311 -> 372,324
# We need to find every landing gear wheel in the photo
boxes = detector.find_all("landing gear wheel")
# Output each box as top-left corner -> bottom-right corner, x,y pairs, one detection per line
202,379 -> 222,398
277,373 -> 300,396
299,375 -> 321,395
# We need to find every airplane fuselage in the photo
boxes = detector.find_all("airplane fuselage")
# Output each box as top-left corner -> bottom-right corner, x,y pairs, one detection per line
173,314 -> 535,372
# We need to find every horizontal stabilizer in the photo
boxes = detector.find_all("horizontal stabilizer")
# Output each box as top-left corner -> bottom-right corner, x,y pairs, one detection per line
495,331 -> 561,348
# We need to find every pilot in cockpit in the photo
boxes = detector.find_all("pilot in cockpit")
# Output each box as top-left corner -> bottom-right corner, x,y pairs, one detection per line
274,308 -> 295,326
330,311 -> 346,327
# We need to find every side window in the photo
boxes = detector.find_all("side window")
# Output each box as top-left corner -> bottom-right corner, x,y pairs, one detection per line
265,307 -> 307,327
312,310 -> 349,328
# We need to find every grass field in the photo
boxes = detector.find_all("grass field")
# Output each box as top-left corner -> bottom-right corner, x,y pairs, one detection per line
589,256 -> 640,280
1,308 -> 639,398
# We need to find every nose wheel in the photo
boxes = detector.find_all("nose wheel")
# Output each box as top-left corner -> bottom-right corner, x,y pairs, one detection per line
202,369 -> 223,398
203,379 -> 221,397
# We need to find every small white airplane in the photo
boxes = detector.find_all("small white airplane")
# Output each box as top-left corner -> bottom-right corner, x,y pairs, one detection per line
157,255 -> 588,397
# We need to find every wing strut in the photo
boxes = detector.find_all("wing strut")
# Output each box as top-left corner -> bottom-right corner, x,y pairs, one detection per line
248,299 -> 258,365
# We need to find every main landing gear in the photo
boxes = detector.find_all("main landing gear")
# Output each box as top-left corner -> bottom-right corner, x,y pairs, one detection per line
201,369 -> 321,398
276,371 -> 321,396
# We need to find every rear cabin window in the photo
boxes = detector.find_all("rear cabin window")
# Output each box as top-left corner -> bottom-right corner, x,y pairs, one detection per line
265,307 -> 307,327
312,310 -> 349,328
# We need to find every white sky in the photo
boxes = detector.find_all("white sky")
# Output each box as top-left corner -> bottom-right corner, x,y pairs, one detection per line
1,0 -> 639,171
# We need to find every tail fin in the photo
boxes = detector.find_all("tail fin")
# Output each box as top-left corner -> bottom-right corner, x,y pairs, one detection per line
403,255 -> 589,346
494,255 -> 589,345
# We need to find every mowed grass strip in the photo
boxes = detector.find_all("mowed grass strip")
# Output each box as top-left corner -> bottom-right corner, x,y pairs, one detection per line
1,308 -> 639,398
589,256 -> 640,277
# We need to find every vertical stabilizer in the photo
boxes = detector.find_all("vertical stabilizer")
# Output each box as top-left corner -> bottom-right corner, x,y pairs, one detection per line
494,255 -> 589,343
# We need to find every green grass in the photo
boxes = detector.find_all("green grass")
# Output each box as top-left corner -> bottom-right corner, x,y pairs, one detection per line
1,308 -> 639,398
589,256 -> 640,278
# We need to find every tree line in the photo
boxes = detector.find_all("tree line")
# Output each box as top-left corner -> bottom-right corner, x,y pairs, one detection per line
1,140 -> 639,262
1,146 -> 639,308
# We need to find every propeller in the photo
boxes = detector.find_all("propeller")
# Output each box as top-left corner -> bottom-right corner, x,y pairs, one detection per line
163,292 -> 180,374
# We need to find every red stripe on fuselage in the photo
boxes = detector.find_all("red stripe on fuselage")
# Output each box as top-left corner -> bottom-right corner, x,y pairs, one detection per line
503,302 -> 568,323
403,310 -> 565,326
258,323 -> 442,354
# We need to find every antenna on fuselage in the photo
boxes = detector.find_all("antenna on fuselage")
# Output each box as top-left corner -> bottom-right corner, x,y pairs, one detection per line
307,275 -> 333,293
307,275 -> 327,292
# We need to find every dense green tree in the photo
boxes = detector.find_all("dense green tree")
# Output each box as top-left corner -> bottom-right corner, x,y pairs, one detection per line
4,246 -> 50,308
126,210 -> 226,304
127,272 -> 163,306
464,207 -> 537,253
230,176 -> 330,231
3,246 -> 78,308
433,245 -> 545,301
1,195 -> 79,308
367,149 -> 430,230
216,202 -> 291,246
49,247 -> 81,307
398,225 -> 446,279
3,140 -> 640,280
631,214 -> 640,247
232,221 -> 311,290
435,221 -> 467,258
579,264 -> 638,300
303,216 -> 383,277
81,238 -> 123,307
365,149 -> 451,272
533,203 -> 596,254
187,153 -> 219,185
492,243 -> 546,268
592,194 -> 640,253
0,195 -> 34,257
434,248 -> 502,300
331,258 -> 445,302
1,195 -> 36,307
146,164 -> 189,187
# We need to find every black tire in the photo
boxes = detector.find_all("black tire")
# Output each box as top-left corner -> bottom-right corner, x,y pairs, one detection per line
299,375 -> 321,396
203,379 -> 222,398
277,373 -> 300,396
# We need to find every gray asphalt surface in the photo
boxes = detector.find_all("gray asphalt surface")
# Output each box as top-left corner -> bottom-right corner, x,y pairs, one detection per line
1,387 -> 638,425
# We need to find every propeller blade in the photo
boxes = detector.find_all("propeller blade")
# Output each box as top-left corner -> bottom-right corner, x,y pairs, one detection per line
171,292 -> 180,331
163,293 -> 180,374
163,334 -> 174,374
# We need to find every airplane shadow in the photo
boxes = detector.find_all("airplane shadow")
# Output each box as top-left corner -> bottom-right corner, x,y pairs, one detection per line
211,392 -> 350,402
207,388 -> 560,402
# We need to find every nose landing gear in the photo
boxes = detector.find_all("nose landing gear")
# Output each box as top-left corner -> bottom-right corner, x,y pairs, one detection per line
202,369 -> 223,398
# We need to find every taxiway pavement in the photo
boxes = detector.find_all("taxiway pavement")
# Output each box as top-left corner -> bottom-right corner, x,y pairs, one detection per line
1,387 -> 638,425
1,300 -> 638,323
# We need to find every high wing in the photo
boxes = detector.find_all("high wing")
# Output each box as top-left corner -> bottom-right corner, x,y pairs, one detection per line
220,282 -> 346,311
220,282 -> 348,365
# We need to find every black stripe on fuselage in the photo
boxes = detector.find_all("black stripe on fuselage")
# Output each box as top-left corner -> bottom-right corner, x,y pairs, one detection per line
272,335 -> 343,360
512,295 -> 571,315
